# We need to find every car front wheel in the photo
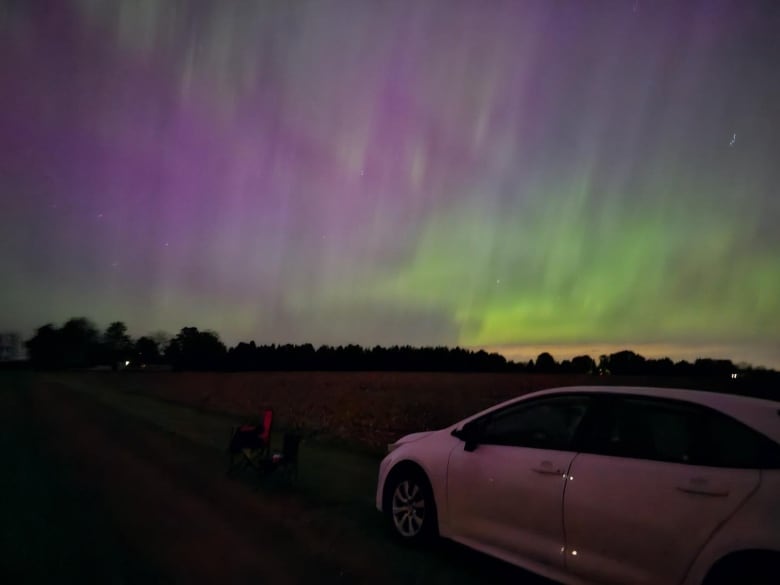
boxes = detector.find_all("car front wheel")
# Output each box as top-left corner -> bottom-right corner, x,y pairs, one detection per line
385,467 -> 437,542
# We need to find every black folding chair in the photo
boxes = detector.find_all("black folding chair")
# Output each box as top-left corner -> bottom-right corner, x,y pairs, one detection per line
275,432 -> 302,481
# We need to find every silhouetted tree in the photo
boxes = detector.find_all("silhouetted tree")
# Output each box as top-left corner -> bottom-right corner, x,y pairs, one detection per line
645,357 -> 675,375
604,350 -> 646,375
674,360 -> 695,376
221,342 -> 514,372
26,324 -> 61,369
227,341 -> 255,371
134,336 -> 161,365
27,319 -> 100,369
59,318 -> 101,368
165,327 -> 227,370
693,358 -> 735,376
150,331 -> 171,352
103,321 -> 133,369
535,352 -> 557,373
570,355 -> 596,374
21,317 -> 778,377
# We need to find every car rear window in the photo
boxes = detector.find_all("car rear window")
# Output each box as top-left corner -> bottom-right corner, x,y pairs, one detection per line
590,396 -> 780,469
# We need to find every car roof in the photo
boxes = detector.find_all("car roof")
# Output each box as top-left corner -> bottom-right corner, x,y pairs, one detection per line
496,385 -> 780,445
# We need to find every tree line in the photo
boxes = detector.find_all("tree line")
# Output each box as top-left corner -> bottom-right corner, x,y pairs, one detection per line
22,317 -> 776,377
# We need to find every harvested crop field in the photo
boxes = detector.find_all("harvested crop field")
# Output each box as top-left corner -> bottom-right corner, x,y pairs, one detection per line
51,371 -> 741,452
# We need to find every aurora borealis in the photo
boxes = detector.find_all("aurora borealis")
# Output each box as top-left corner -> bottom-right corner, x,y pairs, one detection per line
1,1 -> 779,367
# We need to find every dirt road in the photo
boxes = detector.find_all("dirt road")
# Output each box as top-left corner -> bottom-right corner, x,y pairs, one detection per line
1,374 -> 549,585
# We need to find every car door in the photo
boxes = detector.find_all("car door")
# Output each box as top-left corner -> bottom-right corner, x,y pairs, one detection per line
562,395 -> 761,585
447,394 -> 591,569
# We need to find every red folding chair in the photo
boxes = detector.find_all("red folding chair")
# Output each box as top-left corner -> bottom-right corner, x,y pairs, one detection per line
227,409 -> 274,475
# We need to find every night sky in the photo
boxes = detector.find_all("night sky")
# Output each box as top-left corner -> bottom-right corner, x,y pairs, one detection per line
1,1 -> 779,367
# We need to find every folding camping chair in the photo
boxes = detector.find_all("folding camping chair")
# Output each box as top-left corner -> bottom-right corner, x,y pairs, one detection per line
227,409 -> 274,475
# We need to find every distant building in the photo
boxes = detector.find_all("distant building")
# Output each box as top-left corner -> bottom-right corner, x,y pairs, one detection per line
0,332 -> 22,361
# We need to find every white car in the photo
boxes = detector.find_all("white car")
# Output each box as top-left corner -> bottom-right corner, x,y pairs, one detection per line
376,386 -> 780,585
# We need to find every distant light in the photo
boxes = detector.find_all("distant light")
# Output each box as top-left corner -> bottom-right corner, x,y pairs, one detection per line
731,373 -> 738,379
125,360 -> 130,367
572,550 -> 578,556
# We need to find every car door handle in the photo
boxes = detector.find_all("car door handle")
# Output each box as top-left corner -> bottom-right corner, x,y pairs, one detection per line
676,478 -> 729,497
532,461 -> 564,475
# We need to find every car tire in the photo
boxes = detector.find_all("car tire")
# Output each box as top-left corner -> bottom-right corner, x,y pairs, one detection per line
731,568 -> 776,585
705,553 -> 778,585
384,466 -> 438,543
711,572 -> 775,585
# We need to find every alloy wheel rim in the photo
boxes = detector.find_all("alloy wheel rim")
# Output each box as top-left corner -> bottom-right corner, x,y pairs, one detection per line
391,479 -> 425,537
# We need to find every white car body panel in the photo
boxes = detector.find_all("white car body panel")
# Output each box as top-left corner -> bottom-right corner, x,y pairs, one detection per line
448,444 -> 575,569
563,454 -> 759,585
681,469 -> 780,585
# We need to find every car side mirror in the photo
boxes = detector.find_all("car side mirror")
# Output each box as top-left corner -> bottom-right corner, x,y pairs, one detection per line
458,423 -> 481,452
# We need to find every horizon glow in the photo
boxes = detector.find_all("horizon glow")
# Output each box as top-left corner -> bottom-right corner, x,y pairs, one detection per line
1,1 -> 778,367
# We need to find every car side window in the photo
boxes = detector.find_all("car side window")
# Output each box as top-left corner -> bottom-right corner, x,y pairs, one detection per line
596,398 -> 696,464
592,396 -> 780,468
699,411 -> 780,469
479,396 -> 590,451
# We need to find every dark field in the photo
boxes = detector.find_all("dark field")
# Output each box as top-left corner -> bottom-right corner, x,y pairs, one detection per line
36,370 -> 755,452
0,372 -> 556,584
0,371 -> 758,584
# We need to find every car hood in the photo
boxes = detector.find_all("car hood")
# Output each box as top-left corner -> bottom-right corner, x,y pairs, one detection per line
387,430 -> 439,452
